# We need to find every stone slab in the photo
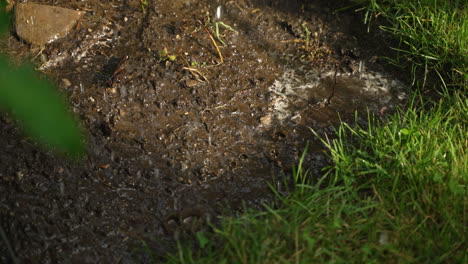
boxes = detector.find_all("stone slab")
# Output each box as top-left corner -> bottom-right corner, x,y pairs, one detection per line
15,3 -> 83,45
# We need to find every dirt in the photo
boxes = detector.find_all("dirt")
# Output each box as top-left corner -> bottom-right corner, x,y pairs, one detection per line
1,0 -> 408,263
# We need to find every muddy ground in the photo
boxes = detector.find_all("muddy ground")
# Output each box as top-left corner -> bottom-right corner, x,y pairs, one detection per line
1,0 -> 408,262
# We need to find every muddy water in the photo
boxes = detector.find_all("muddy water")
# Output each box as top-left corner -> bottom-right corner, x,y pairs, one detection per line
1,0 -> 407,262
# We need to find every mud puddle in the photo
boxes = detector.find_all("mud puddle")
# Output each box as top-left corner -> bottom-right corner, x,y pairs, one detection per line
1,0 -> 407,262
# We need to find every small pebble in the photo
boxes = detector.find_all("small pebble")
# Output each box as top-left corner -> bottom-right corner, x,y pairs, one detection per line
62,78 -> 71,87
260,114 -> 272,125
185,79 -> 199,87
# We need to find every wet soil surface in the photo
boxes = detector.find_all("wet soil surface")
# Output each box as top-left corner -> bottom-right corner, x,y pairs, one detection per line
1,0 -> 408,262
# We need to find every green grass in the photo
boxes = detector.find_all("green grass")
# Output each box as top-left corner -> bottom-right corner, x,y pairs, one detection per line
166,91 -> 466,263
355,0 -> 467,89
163,1 -> 467,263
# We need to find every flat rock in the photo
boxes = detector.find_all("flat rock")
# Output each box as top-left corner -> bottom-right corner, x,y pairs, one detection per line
15,3 -> 83,46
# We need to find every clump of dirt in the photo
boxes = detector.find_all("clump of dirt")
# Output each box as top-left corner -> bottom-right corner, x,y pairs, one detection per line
1,0 -> 408,262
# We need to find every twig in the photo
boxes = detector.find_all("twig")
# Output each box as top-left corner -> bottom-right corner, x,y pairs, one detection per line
0,225 -> 19,264
198,20 -> 224,64
325,63 -> 338,105
182,67 -> 209,83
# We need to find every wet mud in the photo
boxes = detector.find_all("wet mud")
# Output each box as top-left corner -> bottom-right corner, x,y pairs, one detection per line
1,0 -> 408,262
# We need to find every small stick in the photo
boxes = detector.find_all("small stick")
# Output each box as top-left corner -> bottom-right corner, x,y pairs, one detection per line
325,63 -> 338,105
198,20 -> 224,64
182,67 -> 209,83
178,51 -> 192,68
0,225 -> 19,264
178,51 -> 209,83
107,55 -> 129,87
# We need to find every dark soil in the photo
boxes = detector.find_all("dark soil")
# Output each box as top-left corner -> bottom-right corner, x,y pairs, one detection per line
1,0 -> 407,262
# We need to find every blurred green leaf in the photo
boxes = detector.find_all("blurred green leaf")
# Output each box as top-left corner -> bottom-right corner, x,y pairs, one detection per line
0,57 -> 84,156
0,5 -> 84,157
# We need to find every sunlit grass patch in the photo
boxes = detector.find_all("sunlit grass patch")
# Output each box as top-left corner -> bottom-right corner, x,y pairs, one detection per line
164,1 -> 467,263
167,90 -> 466,263
320,90 -> 467,262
